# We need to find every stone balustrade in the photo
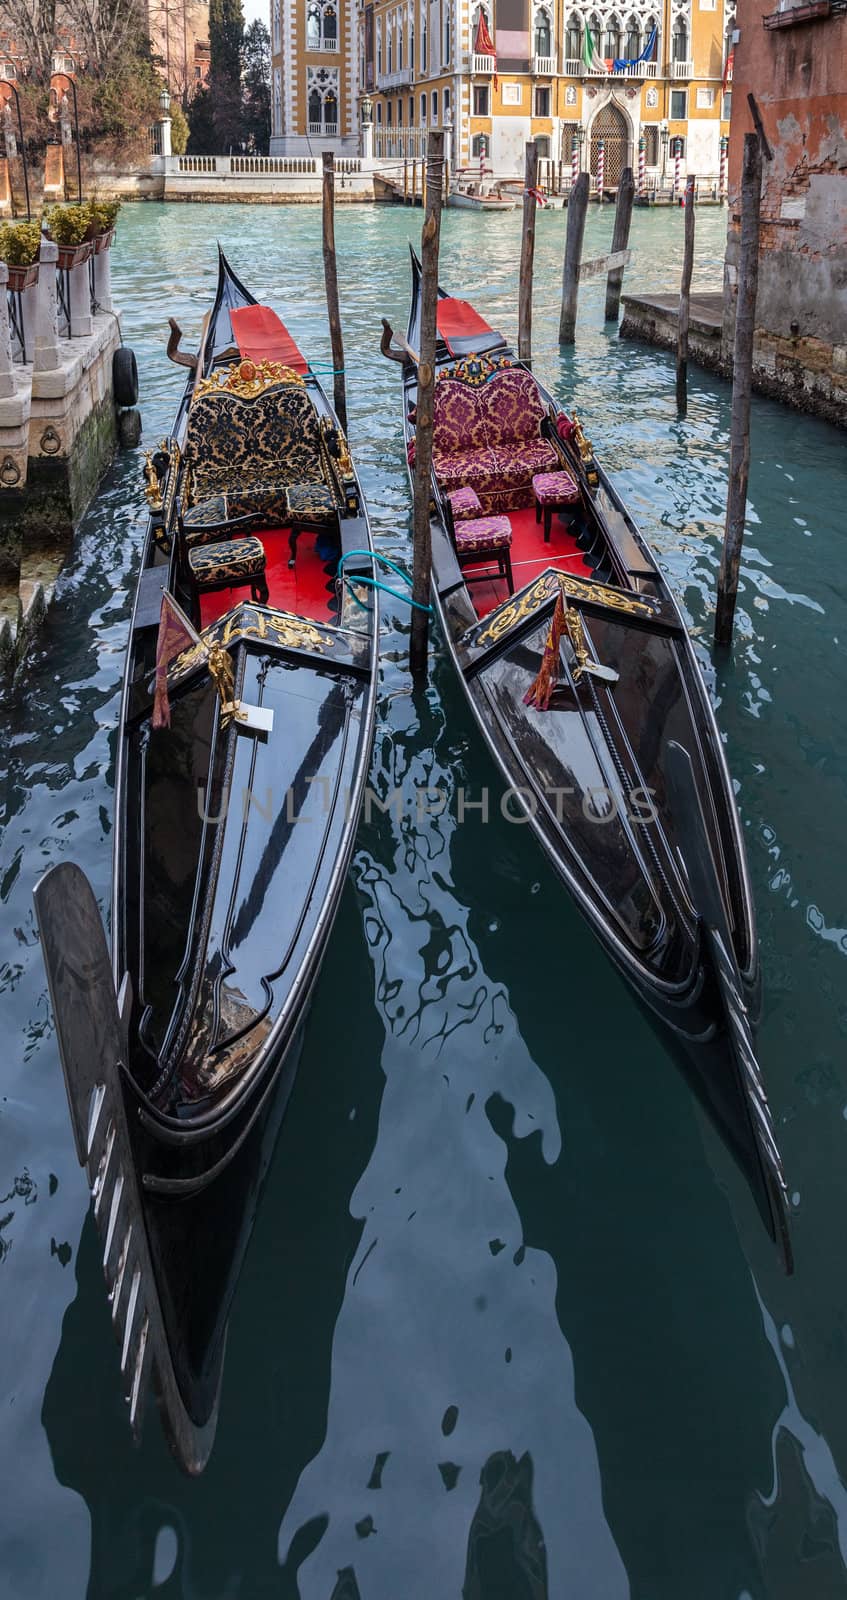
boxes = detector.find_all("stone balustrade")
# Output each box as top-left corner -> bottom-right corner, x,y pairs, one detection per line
0,233 -> 122,678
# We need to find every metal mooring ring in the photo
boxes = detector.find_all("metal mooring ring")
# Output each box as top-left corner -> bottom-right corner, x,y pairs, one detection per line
0,455 -> 22,487
40,427 -> 61,456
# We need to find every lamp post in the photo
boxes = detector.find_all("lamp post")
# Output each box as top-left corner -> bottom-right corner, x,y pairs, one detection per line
659,119 -> 669,191
158,83 -> 172,159
50,73 -> 83,204
0,79 -> 31,220
360,93 -> 373,159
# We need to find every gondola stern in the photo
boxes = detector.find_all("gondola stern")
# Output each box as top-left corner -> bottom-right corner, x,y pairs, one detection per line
33,861 -> 222,1473
665,742 -> 793,1271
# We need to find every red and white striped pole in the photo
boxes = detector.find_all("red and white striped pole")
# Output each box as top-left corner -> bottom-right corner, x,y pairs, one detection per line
571,133 -> 579,189
673,137 -> 681,200
597,137 -> 605,202
638,133 -> 646,197
719,134 -> 728,201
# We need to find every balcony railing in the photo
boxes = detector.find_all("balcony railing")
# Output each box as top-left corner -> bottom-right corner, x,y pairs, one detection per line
532,54 -> 557,75
671,59 -> 693,77
377,66 -> 414,88
586,58 -> 658,77
471,52 -> 495,74
306,36 -> 339,50
308,121 -> 338,135
559,55 -> 661,79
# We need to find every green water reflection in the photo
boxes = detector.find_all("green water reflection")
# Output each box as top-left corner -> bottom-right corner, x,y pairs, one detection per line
0,201 -> 845,1599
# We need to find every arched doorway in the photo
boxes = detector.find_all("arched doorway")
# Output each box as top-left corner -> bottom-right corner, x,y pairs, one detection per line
589,103 -> 630,188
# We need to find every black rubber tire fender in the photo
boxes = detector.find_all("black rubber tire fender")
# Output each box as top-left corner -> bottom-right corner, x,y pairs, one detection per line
113,345 -> 139,408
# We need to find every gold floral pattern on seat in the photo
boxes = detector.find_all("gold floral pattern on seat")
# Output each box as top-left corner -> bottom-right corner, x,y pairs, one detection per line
285,482 -> 338,526
188,535 -> 267,590
182,484 -> 291,545
184,384 -> 324,505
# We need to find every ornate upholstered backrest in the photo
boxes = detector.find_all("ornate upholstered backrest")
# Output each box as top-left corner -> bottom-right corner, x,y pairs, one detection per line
432,379 -> 486,458
479,369 -> 547,449
184,381 -> 323,504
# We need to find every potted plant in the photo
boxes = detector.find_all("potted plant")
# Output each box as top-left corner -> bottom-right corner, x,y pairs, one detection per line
43,204 -> 94,270
89,198 -> 121,253
0,221 -> 43,292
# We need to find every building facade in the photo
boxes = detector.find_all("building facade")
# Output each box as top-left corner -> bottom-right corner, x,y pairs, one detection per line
146,0 -> 211,103
270,0 -> 361,153
356,0 -> 734,180
721,0 -> 846,426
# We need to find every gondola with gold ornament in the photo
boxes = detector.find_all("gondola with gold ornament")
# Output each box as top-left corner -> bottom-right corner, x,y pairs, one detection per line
33,250 -> 378,1472
381,248 -> 792,1271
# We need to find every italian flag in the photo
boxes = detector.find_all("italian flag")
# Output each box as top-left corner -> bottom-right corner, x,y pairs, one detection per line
582,25 -> 595,70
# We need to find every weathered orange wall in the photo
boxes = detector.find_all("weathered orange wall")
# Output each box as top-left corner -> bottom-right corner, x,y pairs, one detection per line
724,0 -> 847,423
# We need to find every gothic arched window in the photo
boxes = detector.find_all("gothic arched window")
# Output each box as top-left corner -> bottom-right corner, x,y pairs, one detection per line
603,15 -> 622,58
565,12 -> 581,57
625,15 -> 640,57
534,7 -> 552,56
672,15 -> 688,60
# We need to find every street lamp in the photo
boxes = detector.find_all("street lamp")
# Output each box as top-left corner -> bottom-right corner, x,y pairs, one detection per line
360,94 -> 373,125
159,84 -> 171,115
659,118 -> 669,185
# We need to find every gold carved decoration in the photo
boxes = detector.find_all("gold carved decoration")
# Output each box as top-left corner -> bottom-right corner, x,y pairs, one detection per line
191,358 -> 305,404
143,451 -> 164,511
472,569 -> 658,650
169,602 -> 338,684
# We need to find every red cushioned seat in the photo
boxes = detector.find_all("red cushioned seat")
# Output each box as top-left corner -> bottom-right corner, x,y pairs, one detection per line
533,468 -> 581,542
454,515 -> 513,553
448,485 -> 483,520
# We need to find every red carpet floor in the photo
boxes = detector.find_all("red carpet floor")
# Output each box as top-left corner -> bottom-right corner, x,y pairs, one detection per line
199,528 -> 337,628
467,505 -> 593,618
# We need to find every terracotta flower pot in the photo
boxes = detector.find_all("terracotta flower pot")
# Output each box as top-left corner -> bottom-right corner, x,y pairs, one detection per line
5,262 -> 40,292
56,240 -> 94,270
94,228 -> 115,254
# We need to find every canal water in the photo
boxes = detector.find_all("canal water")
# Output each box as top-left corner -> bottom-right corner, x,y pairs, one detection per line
1,200 -> 845,1600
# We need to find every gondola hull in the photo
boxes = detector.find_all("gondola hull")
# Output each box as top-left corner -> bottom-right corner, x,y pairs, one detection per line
396,250 -> 791,1267
35,252 -> 379,1469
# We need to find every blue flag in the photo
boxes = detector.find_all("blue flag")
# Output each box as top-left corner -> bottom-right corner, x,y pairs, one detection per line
612,25 -> 657,72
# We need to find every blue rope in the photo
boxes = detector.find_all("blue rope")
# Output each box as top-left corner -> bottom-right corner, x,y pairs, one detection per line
337,549 -> 433,614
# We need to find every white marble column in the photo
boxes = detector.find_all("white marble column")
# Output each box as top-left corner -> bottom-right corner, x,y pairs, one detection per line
0,263 -> 16,398
93,243 -> 112,313
68,250 -> 93,340
34,239 -> 61,374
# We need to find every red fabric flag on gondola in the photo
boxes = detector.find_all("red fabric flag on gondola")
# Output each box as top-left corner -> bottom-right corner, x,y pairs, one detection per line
474,11 -> 498,87
151,591 -> 203,729
524,590 -> 568,711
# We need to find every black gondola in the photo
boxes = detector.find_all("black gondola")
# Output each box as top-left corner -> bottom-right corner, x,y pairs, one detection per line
34,252 -> 378,1471
384,249 -> 791,1269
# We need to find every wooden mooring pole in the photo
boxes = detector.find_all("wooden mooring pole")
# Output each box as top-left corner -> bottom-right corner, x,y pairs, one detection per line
676,174 -> 696,416
518,140 -> 538,366
715,134 -> 762,649
559,170 -> 589,345
321,152 -> 347,431
410,130 -> 444,680
604,165 -> 634,322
